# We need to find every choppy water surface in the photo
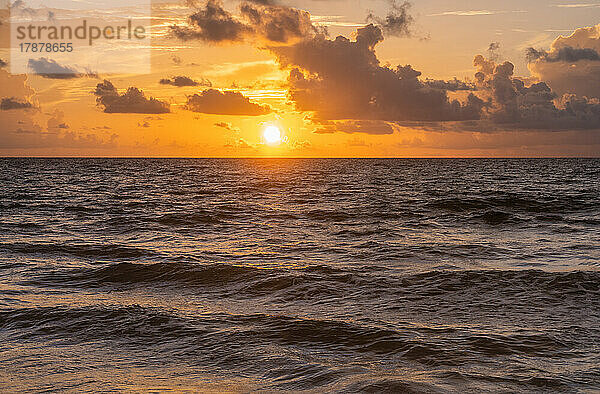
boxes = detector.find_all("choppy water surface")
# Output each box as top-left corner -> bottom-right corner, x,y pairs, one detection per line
1,158 -> 599,392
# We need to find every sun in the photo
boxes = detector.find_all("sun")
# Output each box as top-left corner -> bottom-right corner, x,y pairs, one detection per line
263,125 -> 282,145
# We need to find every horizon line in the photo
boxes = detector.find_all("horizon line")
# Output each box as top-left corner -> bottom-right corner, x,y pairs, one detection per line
1,156 -> 599,160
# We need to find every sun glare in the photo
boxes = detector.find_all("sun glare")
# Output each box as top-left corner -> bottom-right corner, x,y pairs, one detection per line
263,125 -> 282,145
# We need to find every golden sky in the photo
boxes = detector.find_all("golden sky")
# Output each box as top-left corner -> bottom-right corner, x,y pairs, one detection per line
1,0 -> 600,157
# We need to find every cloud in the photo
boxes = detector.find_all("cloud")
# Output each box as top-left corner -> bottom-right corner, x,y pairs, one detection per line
171,0 -> 252,43
553,3 -> 600,8
289,139 -> 312,150
424,78 -> 474,91
0,127 -> 117,150
47,111 -> 69,131
427,10 -> 517,17
94,80 -> 170,114
171,0 -> 321,44
224,138 -> 256,150
239,1 -> 317,43
8,0 -> 35,17
469,54 -> 600,130
270,24 -> 483,126
488,42 -> 501,61
527,46 -> 600,62
0,70 -> 36,116
264,22 -> 600,132
527,24 -> 600,98
27,57 -> 81,79
214,121 -> 240,131
0,71 -> 116,151
314,120 -> 396,135
171,55 -> 183,65
366,0 -> 414,37
186,89 -> 271,115
159,75 -> 212,87
1,97 -> 33,110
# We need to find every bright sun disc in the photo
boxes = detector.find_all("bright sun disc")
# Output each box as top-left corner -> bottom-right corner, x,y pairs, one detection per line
263,125 -> 282,145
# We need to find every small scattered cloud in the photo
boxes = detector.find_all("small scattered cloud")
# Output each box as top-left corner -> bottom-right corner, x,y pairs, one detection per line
488,41 -> 502,61
427,10 -> 526,17
289,139 -> 312,150
186,89 -> 271,115
214,121 -> 240,131
366,0 -> 414,37
224,138 -> 256,150
346,137 -> 369,146
94,80 -> 170,114
27,57 -> 81,79
553,3 -> 600,8
314,120 -> 396,135
47,111 -> 69,131
159,75 -> 212,87
1,97 -> 33,110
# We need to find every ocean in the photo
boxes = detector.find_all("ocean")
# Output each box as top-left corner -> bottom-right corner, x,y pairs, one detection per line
1,158 -> 599,392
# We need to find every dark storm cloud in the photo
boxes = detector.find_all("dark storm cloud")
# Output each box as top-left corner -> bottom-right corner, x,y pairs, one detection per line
94,80 -> 170,114
270,24 -> 484,125
159,76 -> 212,87
366,0 -> 414,37
186,89 -> 271,115
171,0 -> 321,44
1,97 -> 33,110
27,58 -> 80,79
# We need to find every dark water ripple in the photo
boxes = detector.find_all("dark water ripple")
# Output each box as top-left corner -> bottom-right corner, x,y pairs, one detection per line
1,158 -> 600,391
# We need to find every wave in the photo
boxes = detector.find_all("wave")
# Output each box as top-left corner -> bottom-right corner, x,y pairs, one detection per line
470,209 -> 520,225
155,211 -> 225,226
427,194 -> 597,214
0,305 -> 571,366
305,209 -> 354,222
0,242 -> 157,260
21,262 -> 600,303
